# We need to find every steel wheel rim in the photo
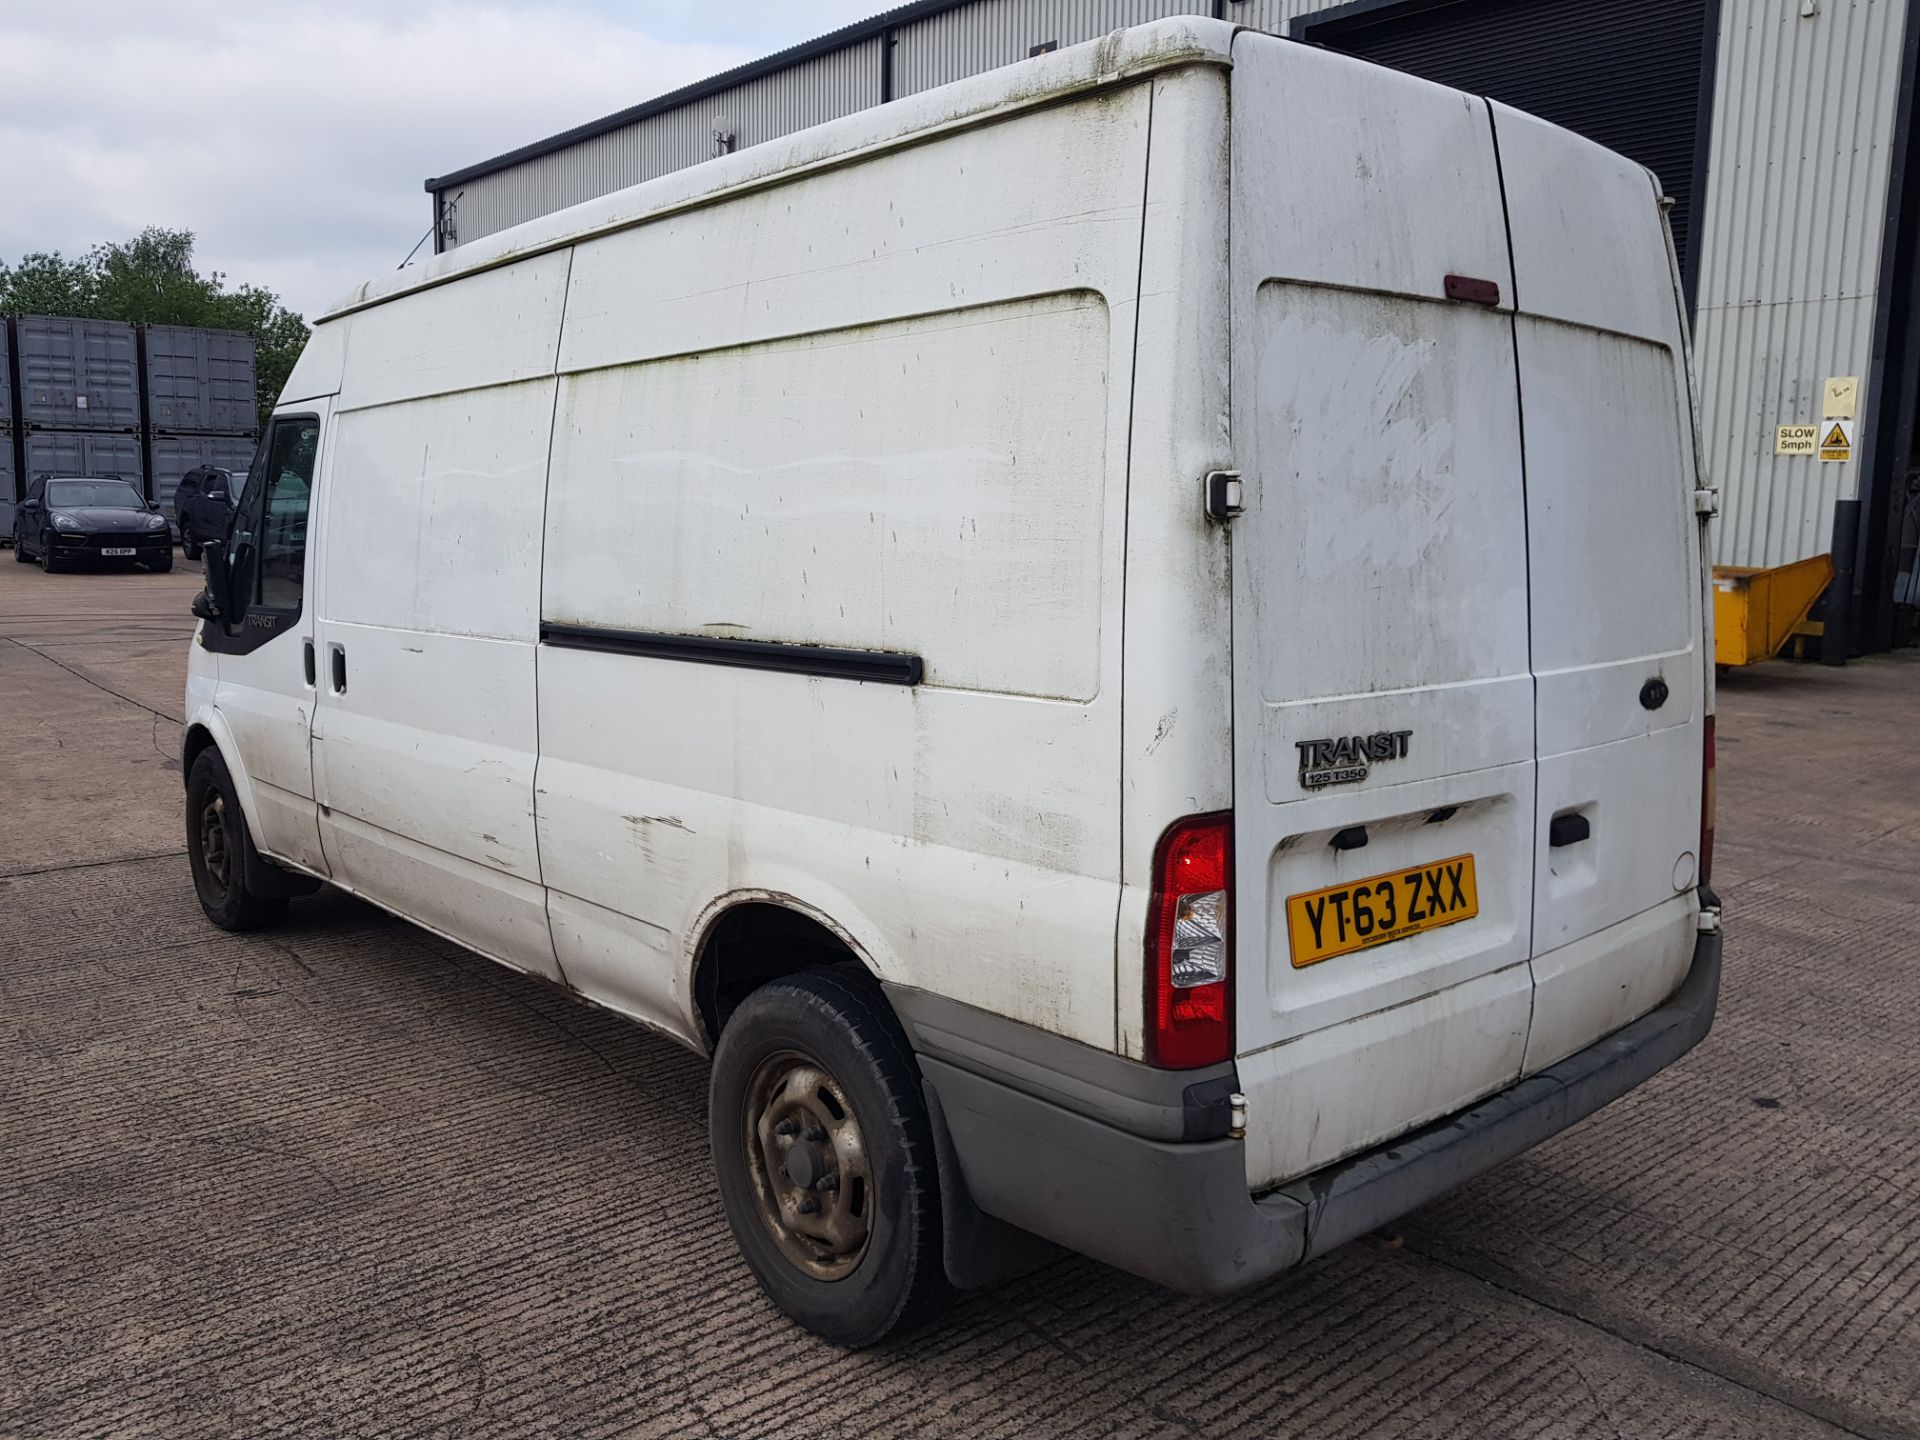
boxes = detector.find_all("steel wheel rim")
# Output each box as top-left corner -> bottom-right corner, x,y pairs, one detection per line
198,792 -> 230,895
742,1047 -> 874,1280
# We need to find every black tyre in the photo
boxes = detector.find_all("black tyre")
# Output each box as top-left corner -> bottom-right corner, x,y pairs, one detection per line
181,521 -> 200,561
185,748 -> 287,932
146,549 -> 173,574
39,537 -> 62,574
709,969 -> 948,1347
11,523 -> 27,562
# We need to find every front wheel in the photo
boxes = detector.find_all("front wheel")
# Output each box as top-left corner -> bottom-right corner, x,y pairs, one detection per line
180,521 -> 200,561
39,537 -> 62,574
146,548 -> 173,573
709,969 -> 948,1347
185,749 -> 287,932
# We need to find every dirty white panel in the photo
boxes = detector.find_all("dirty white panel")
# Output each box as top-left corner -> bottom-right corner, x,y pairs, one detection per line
1228,30 -> 1538,1188
311,382 -> 553,975
335,253 -> 570,412
535,650 -> 1123,1047
546,295 -> 1109,701
1492,101 -> 1681,348
316,808 -> 561,984
324,381 -> 552,642
1112,66 -> 1235,1057
1229,33 -> 1511,307
1237,960 -> 1532,1187
532,80 -> 1149,1049
558,86 -> 1150,371
279,317 -> 348,403
312,627 -> 544,884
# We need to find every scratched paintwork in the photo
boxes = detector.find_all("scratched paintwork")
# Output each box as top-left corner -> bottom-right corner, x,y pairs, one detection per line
1227,35 -> 1710,1192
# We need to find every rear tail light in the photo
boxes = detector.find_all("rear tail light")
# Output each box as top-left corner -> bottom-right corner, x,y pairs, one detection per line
1146,812 -> 1232,1069
1700,715 -> 1716,888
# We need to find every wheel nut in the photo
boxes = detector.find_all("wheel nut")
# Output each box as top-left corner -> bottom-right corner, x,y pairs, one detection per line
815,1173 -> 839,1193
774,1119 -> 799,1137
804,1125 -> 827,1143
797,1196 -> 820,1215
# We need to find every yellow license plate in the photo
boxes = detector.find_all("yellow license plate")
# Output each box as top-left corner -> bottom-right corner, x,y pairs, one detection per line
1287,854 -> 1479,968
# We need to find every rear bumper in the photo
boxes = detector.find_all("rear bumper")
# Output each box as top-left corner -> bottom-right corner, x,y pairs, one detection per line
895,921 -> 1721,1296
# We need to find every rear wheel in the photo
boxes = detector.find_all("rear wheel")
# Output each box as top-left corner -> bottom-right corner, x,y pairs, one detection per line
11,522 -> 28,562
186,749 -> 287,932
709,969 -> 948,1347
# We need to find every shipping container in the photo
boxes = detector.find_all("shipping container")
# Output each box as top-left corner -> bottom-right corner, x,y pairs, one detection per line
1,425 -> 16,540
16,316 -> 140,431
151,432 -> 259,529
142,325 -> 258,434
24,430 -> 143,488
1,319 -> 13,427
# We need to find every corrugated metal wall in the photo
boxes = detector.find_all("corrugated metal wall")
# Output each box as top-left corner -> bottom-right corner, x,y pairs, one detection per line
890,0 -> 1195,95
448,37 -> 883,245
1694,0 -> 1909,569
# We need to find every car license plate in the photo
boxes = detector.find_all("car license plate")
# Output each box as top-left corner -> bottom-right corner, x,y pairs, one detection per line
101,547 -> 136,557
1287,854 -> 1478,968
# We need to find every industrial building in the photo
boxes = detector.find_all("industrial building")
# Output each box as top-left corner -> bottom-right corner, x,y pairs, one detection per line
425,0 -> 1920,656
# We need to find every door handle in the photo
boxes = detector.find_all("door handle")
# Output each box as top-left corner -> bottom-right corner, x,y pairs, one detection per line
303,639 -> 316,688
1549,813 -> 1591,848
328,643 -> 347,695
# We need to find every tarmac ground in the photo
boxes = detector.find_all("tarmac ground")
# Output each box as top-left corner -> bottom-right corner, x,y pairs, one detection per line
2,556 -> 1917,1439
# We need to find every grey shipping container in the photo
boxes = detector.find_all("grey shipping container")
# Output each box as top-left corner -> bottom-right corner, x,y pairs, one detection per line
1,426 -> 15,540
24,430 -> 143,488
1,323 -> 12,427
152,432 -> 258,531
17,316 -> 140,431
143,325 -> 258,434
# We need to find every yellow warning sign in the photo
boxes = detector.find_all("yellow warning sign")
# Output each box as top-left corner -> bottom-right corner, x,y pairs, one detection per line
1819,420 -> 1854,462
1777,424 -> 1819,455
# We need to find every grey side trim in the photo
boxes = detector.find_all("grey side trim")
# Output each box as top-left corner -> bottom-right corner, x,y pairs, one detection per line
924,1054 -> 1309,1294
884,983 -> 1236,1142
919,927 -> 1720,1296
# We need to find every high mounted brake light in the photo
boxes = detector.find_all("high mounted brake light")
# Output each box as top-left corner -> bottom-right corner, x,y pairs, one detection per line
1146,813 -> 1233,1069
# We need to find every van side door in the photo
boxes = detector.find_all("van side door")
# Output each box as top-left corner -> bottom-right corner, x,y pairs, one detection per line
204,411 -> 331,876
307,380 -> 562,983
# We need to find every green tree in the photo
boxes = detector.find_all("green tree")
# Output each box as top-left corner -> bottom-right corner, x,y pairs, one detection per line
0,227 -> 308,430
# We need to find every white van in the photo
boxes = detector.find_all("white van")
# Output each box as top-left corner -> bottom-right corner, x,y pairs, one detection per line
183,19 -> 1722,1347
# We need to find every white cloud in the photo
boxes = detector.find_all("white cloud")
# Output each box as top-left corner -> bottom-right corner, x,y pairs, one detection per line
0,1 -> 893,317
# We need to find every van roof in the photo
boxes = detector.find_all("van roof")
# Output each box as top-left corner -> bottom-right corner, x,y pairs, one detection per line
323,16 -> 1236,322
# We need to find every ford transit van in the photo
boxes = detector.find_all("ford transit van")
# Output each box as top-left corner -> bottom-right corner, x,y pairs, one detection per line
183,19 -> 1722,1346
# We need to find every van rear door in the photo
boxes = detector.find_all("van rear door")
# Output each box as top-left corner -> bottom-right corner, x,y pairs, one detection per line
1490,104 -> 1707,1071
1227,36 -> 1537,1191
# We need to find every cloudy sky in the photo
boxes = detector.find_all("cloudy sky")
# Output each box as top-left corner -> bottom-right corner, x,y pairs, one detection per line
1,2 -> 892,318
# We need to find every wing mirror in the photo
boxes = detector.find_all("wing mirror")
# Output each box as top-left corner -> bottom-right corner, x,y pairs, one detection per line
193,538 -> 232,622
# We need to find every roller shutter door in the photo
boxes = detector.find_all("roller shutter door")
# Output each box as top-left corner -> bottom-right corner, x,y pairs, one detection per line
1301,0 -> 1713,299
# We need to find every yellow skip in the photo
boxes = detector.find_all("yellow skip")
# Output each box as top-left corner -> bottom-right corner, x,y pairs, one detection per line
1712,554 -> 1834,667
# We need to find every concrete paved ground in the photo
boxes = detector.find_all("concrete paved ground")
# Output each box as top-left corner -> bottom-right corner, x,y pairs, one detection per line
2,556 -> 1916,1440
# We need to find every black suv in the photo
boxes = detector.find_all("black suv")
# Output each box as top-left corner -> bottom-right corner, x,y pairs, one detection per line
173,466 -> 241,560
12,475 -> 175,573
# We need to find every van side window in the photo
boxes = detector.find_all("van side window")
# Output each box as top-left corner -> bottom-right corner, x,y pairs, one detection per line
232,417 -> 318,613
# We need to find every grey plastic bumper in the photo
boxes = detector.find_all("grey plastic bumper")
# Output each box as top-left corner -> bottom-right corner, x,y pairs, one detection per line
905,926 -> 1721,1296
